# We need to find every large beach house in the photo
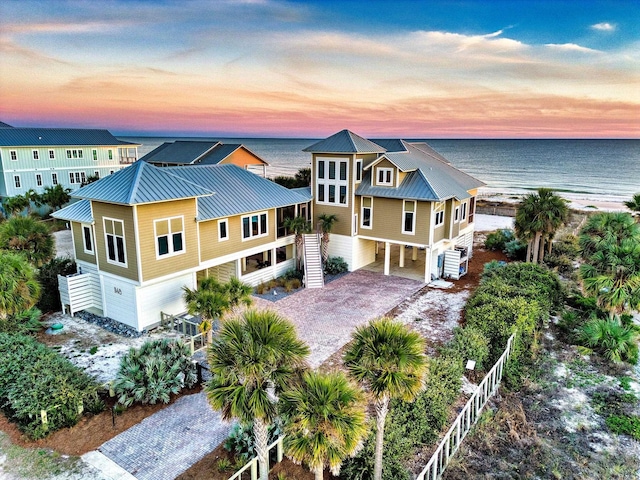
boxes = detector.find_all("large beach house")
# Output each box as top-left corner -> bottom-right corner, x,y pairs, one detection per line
54,129 -> 483,331
0,123 -> 139,198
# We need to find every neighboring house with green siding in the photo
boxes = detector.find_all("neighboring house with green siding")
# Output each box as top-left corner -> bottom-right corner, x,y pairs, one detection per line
0,124 -> 139,199
304,130 -> 484,282
53,160 -> 310,331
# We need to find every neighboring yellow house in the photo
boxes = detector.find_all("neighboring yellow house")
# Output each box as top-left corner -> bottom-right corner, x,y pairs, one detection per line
304,130 -> 484,282
53,160 -> 310,331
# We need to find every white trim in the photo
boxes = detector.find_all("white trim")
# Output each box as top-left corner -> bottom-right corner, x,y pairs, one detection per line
9,150 -> 17,161
51,172 -> 58,185
315,158 -> 349,207
353,213 -> 358,235
13,174 -> 21,189
402,199 -> 417,235
154,215 -> 186,259
361,196 -> 373,229
32,150 -> 39,160
133,206 -> 143,283
218,218 -> 229,241
355,158 -> 363,183
35,173 -> 43,187
82,224 -> 94,255
376,167 -> 393,186
241,211 -> 268,241
434,201 -> 445,227
49,149 -> 55,160
103,217 -> 128,267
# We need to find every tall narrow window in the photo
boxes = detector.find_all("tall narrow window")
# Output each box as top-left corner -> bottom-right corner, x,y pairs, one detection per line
108,150 -> 113,160
82,225 -> 94,254
328,161 -> 336,180
10,150 -> 17,161
32,150 -> 39,160
361,197 -> 372,228
92,149 -> 98,161
434,202 -> 445,227
355,159 -> 363,183
66,150 -> 72,159
218,219 -> 229,241
104,218 -> 126,266
52,173 -> 58,185
454,206 -> 460,223
78,150 -> 83,159
35,174 -> 42,186
155,216 -> 185,257
49,150 -> 55,159
13,175 -> 21,189
461,202 -> 467,221
318,160 -> 325,179
402,200 -> 416,234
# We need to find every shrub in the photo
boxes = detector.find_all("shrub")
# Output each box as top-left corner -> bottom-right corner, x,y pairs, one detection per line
37,257 -> 76,313
544,253 -> 574,275
282,278 -> 301,292
324,256 -> 348,275
606,415 -> 640,441
282,268 -> 303,281
0,307 -> 43,334
255,281 -> 269,294
0,333 -> 101,438
484,229 -> 514,251
504,239 -> 527,260
552,234 -> 580,259
441,326 -> 490,371
483,260 -> 506,274
223,421 -> 282,461
579,319 -> 638,364
113,339 -> 197,407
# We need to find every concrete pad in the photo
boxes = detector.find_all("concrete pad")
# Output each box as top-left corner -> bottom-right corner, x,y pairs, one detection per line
81,451 -> 137,480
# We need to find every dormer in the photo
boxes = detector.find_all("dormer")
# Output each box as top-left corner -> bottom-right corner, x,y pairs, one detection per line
365,155 -> 413,189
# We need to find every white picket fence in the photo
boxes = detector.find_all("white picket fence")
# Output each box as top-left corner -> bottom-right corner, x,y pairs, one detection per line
228,436 -> 284,480
416,332 -> 516,480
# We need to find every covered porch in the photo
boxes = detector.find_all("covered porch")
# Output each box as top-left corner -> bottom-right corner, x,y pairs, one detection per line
361,242 -> 434,283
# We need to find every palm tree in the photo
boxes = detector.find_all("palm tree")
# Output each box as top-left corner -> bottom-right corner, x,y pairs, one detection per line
624,193 -> 640,220
40,184 -> 71,212
284,216 -> 310,271
206,309 -> 310,480
2,195 -> 29,217
515,188 -> 568,263
183,277 -> 230,325
579,212 -> 640,260
318,213 -> 338,263
343,317 -> 427,480
224,276 -> 253,317
23,189 -> 41,215
0,251 -> 41,319
280,370 -> 367,480
0,216 -> 54,267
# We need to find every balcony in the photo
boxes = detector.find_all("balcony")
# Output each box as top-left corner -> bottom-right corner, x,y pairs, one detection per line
119,156 -> 137,165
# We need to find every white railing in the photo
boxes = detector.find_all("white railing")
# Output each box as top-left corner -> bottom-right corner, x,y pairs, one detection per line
228,436 -> 284,480
416,332 -> 516,480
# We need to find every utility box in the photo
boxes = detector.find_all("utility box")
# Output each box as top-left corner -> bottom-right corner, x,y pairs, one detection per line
443,246 -> 469,280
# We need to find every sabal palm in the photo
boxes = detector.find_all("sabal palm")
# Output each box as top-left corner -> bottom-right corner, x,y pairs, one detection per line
183,277 -> 230,323
206,309 -> 309,480
280,371 -> 367,480
318,213 -> 338,263
343,317 -> 427,480
579,212 -> 640,260
284,216 -> 310,271
224,276 -> 254,317
624,193 -> 640,219
2,195 -> 29,217
580,318 -> 639,363
0,251 -> 41,319
0,216 -> 54,267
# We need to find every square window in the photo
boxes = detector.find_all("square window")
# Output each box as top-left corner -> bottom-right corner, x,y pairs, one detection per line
155,216 -> 184,258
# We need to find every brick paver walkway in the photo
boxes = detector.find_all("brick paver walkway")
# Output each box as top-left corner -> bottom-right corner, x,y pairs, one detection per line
99,392 -> 230,480
97,270 -> 424,478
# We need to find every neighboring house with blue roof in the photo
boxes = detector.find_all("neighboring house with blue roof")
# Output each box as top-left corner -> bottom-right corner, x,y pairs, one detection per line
304,129 -> 485,282
140,140 -> 269,176
52,161 -> 311,331
0,125 -> 139,198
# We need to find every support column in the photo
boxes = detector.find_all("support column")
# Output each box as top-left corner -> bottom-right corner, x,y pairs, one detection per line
375,242 -> 379,256
399,245 -> 405,268
412,246 -> 418,261
384,242 -> 390,276
241,257 -> 247,273
236,259 -> 242,278
424,246 -> 432,283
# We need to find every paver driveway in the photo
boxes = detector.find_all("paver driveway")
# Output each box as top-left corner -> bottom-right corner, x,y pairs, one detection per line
253,269 -> 425,367
96,270 -> 425,479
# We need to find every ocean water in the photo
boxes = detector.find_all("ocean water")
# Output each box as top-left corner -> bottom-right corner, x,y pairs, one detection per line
120,136 -> 640,202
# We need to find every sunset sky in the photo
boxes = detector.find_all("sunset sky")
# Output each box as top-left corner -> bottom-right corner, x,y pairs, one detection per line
1,0 -> 638,138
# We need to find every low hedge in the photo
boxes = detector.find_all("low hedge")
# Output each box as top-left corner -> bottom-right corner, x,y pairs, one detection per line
0,333 -> 102,439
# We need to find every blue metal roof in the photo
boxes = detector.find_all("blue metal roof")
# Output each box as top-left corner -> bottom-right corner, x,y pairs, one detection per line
170,165 -> 311,220
0,121 -> 13,128
139,141 -> 219,164
303,130 -> 386,154
51,199 -> 93,223
0,128 -> 138,147
73,160 -> 215,205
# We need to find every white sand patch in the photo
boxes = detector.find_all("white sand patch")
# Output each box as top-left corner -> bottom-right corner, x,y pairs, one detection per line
53,229 -> 74,258
553,388 -> 599,433
474,214 -> 514,232
42,314 -> 185,385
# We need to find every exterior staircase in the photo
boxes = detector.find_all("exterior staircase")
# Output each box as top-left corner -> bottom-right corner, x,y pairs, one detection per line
303,234 -> 324,289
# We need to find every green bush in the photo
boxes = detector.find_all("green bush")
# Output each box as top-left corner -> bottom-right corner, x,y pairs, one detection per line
0,333 -> 101,438
281,268 -> 303,282
504,239 -> 527,260
484,229 -> 514,251
324,256 -> 348,275
552,234 -> 580,259
37,257 -> 76,313
544,253 -> 574,275
441,326 -> 490,371
606,415 -> 640,440
224,421 -> 282,461
579,319 -> 639,364
0,307 -> 43,335
113,339 -> 197,407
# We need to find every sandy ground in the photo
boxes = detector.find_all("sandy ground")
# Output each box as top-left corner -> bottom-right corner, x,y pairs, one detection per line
53,229 -> 74,258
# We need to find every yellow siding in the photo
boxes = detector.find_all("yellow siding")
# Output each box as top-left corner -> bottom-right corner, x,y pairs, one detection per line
71,222 -> 96,264
136,199 -> 200,282
362,197 -> 431,244
200,209 -> 277,261
92,202 -> 138,281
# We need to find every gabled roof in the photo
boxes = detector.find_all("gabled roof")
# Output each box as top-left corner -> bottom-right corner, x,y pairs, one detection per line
169,165 -> 311,220
0,121 -> 14,128
73,160 -> 215,205
52,199 -> 93,223
139,140 -> 220,164
303,130 -> 386,154
0,128 -> 138,147
357,141 -> 484,201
